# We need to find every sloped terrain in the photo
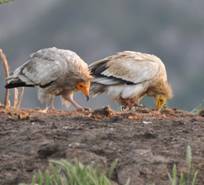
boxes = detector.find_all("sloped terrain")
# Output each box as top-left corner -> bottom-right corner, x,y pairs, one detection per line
0,107 -> 204,185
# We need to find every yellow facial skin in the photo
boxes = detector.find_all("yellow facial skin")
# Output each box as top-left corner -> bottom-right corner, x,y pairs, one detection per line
155,95 -> 167,111
76,81 -> 90,101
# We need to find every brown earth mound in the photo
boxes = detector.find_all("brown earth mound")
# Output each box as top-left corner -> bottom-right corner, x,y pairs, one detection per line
0,107 -> 204,185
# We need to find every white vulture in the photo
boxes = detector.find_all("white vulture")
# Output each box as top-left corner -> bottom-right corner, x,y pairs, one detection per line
5,47 -> 92,112
89,51 -> 173,111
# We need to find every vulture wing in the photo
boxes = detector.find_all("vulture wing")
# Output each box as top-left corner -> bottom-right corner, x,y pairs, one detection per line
90,51 -> 161,85
10,49 -> 65,88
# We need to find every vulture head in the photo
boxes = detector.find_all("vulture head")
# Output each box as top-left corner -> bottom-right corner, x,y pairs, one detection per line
75,80 -> 91,101
155,82 -> 173,111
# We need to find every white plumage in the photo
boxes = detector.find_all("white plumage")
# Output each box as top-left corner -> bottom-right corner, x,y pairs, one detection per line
89,51 -> 172,110
6,47 -> 92,111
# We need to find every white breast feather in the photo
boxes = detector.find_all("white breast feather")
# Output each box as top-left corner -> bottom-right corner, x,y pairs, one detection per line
121,84 -> 145,99
107,86 -> 124,98
107,83 -> 147,99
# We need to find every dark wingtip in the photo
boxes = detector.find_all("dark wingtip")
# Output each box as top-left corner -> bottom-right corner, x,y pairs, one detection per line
5,81 -> 34,89
5,83 -> 12,89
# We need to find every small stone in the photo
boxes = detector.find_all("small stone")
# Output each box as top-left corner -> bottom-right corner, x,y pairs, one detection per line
142,121 -> 152,125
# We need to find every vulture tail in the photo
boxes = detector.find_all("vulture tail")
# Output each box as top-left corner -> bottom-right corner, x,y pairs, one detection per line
90,82 -> 106,97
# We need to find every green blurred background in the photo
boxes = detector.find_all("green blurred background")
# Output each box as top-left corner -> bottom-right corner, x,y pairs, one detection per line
0,0 -> 204,110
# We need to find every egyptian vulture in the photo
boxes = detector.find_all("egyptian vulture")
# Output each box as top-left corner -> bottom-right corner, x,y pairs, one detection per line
5,47 -> 92,112
89,51 -> 172,110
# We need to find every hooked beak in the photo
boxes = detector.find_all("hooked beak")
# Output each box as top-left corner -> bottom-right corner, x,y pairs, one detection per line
155,102 -> 162,111
76,82 -> 90,101
155,96 -> 166,111
81,87 -> 90,101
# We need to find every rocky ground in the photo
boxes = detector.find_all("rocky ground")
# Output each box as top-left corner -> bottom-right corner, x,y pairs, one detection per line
0,106 -> 204,185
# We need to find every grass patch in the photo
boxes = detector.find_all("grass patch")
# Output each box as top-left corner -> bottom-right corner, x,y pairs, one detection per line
191,100 -> 204,114
20,159 -> 117,185
19,146 -> 199,185
168,145 -> 198,185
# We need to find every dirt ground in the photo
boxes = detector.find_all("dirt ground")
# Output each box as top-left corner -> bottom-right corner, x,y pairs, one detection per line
0,106 -> 204,185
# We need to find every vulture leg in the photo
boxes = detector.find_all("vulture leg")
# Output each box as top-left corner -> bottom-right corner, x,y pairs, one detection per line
61,92 -> 83,110
50,97 -> 55,110
131,96 -> 145,111
38,88 -> 55,113
39,99 -> 54,113
120,98 -> 134,112
41,96 -> 55,113
121,97 -> 143,112
121,105 -> 129,112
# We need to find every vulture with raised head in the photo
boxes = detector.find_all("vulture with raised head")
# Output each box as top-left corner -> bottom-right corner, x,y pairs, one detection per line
89,51 -> 172,110
5,47 -> 92,112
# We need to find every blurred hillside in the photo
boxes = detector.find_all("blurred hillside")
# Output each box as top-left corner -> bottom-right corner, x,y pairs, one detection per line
0,0 -> 204,110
